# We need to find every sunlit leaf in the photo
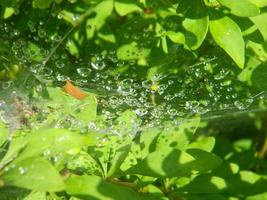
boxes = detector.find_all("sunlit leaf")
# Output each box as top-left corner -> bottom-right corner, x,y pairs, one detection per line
23,191 -> 47,200
178,174 -> 227,194
86,0 -> 114,39
2,157 -> 65,192
248,0 -> 267,7
117,42 -> 151,60
250,13 -> 267,41
126,147 -> 222,177
182,0 -> 209,50
156,116 -> 200,151
115,0 -> 142,16
4,128 -> 94,165
209,14 -> 245,68
188,136 -> 216,152
217,0 -> 260,17
66,174 -> 164,200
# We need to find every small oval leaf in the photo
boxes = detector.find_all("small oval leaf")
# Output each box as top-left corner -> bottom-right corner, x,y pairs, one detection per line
182,0 -> 209,50
209,15 -> 245,68
217,0 -> 260,17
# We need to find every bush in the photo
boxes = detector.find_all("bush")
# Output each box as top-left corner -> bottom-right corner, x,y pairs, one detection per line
1,0 -> 267,199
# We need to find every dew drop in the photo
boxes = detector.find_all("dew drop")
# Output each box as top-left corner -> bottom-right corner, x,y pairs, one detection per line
77,67 -> 91,77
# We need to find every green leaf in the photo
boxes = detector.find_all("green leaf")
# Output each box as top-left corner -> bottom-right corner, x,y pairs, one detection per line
181,194 -> 227,200
32,0 -> 54,9
166,31 -> 185,44
238,56 -> 261,85
26,42 -> 43,62
107,141 -> 132,176
103,112 -> 140,175
209,14 -> 245,68
44,87 -> 72,112
3,128 -> 93,165
40,87 -> 97,123
72,94 -> 97,123
117,42 -> 151,60
250,13 -> 267,41
0,186 -> 29,200
23,191 -> 47,200
0,133 -> 28,169
113,110 -> 141,136
3,7 -> 15,19
120,126 -> 161,172
0,122 -> 8,147
188,137 -> 216,152
247,41 -> 267,62
246,192 -> 267,200
178,174 -> 227,194
66,174 -> 163,200
248,0 -> 267,7
115,0 -> 142,16
251,62 -> 267,91
59,10 -> 78,26
126,147 -> 222,177
182,0 -> 209,50
156,116 -> 200,151
227,171 -> 267,196
87,111 -> 140,176
217,0 -> 260,17
140,127 -> 161,158
86,0 -> 114,39
212,162 -> 239,178
2,157 -> 65,192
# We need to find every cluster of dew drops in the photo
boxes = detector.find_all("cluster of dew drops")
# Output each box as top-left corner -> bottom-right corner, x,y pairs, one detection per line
75,57 -> 265,125
0,14 -> 266,134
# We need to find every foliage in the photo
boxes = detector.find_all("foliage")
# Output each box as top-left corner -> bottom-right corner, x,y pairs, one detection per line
1,0 -> 267,200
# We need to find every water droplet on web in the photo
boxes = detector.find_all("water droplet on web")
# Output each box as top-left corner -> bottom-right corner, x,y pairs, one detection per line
27,20 -> 34,28
234,99 -> 253,110
12,29 -> 20,36
38,29 -> 46,38
56,73 -> 68,82
214,69 -> 230,80
40,68 -> 53,79
36,84 -> 44,93
2,81 -> 13,89
72,14 -> 80,22
77,67 -> 91,77
18,167 -> 27,175
91,60 -> 106,70
55,61 -> 65,69
43,149 -> 51,156
57,13 -> 62,19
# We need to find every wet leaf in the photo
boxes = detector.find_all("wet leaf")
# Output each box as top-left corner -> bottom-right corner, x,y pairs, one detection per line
2,157 -> 65,192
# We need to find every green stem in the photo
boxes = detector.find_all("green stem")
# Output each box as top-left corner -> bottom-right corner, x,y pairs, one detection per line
42,8 -> 94,67
151,94 -> 156,106
42,26 -> 74,67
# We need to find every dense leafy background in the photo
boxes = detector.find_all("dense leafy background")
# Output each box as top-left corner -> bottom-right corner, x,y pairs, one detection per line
1,0 -> 267,200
